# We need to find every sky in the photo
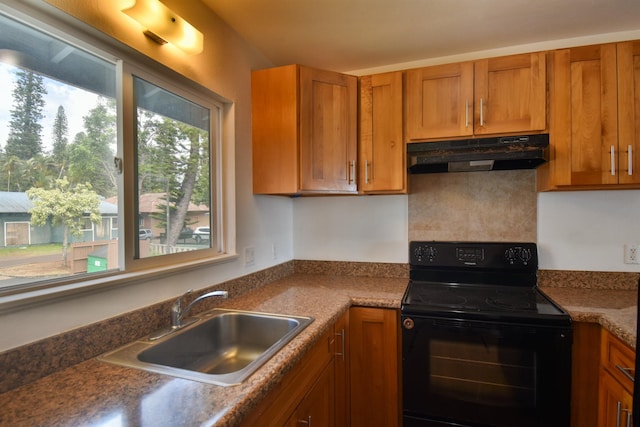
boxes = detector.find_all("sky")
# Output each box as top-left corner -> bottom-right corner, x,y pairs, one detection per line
0,63 -> 101,153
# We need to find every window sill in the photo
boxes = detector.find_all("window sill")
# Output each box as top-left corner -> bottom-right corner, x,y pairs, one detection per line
0,252 -> 238,315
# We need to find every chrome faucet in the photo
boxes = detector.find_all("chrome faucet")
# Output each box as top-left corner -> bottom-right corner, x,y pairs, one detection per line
171,288 -> 228,329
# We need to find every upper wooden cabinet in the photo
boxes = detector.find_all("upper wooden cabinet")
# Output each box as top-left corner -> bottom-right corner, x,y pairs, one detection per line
405,61 -> 474,140
538,41 -> 640,190
252,64 -> 358,195
405,52 -> 547,141
359,71 -> 406,194
617,41 -> 640,186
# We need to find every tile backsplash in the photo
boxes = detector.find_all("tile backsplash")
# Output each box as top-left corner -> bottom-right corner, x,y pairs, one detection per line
408,169 -> 537,242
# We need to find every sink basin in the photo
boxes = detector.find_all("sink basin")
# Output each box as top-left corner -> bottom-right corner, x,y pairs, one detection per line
98,309 -> 313,386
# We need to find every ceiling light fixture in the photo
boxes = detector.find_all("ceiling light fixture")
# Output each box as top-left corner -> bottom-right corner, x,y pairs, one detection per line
121,0 -> 203,55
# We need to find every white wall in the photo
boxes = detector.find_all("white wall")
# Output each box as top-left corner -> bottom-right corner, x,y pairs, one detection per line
293,195 -> 407,263
538,190 -> 640,272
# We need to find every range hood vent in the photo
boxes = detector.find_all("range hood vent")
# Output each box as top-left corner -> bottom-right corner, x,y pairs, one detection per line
407,134 -> 549,174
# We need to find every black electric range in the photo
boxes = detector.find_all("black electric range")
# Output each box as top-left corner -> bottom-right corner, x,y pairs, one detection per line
401,241 -> 572,427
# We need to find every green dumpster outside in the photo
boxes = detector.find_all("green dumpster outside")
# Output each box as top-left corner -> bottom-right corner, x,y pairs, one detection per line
87,246 -> 108,272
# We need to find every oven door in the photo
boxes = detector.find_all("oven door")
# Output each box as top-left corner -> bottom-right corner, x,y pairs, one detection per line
402,314 -> 572,427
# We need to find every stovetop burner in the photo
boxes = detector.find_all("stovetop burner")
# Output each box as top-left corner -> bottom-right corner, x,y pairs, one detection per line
402,241 -> 571,326
407,282 -> 538,311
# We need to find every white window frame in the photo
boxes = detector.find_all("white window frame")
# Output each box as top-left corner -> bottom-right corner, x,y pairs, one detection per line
0,1 -> 237,310
121,64 -> 227,271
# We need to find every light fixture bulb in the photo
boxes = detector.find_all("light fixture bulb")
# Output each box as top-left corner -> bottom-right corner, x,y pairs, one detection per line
122,0 -> 203,55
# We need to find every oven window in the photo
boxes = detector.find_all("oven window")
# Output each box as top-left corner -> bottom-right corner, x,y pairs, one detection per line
430,338 -> 536,407
402,318 -> 572,427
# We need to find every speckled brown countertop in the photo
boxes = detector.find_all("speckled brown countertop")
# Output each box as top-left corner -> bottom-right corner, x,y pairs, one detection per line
0,275 -> 407,427
543,286 -> 638,348
1,271 -> 637,427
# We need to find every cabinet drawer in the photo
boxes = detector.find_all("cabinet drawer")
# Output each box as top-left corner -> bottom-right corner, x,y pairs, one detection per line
602,329 -> 635,393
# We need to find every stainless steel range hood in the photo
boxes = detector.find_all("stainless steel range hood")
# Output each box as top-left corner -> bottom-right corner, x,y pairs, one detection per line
407,134 -> 549,174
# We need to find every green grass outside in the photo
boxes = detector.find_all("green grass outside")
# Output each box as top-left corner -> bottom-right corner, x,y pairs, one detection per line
0,244 -> 63,258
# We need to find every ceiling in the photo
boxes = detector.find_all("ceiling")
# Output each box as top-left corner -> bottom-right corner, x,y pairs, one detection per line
202,0 -> 640,73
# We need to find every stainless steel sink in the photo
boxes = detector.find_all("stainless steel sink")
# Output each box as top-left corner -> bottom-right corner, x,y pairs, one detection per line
98,309 -> 313,386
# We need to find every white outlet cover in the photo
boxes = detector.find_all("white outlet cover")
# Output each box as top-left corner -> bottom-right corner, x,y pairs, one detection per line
244,247 -> 255,266
624,244 -> 640,264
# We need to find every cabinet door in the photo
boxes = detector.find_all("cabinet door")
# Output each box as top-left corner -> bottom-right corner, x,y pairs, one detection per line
299,66 -> 357,192
288,361 -> 335,427
359,72 -> 405,193
238,328 -> 333,427
571,322 -> 601,427
617,40 -> 640,185
405,61 -> 474,140
598,370 -> 633,427
334,311 -> 350,427
474,52 -> 546,135
349,307 -> 399,427
551,44 -> 618,187
251,64 -> 300,195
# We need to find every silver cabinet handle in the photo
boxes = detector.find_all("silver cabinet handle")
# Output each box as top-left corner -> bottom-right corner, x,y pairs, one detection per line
365,160 -> 370,184
616,364 -> 635,382
611,145 -> 616,176
298,416 -> 311,426
624,409 -> 632,427
629,145 -> 633,176
465,99 -> 470,128
348,160 -> 356,185
617,401 -> 622,427
480,98 -> 485,126
335,328 -> 345,361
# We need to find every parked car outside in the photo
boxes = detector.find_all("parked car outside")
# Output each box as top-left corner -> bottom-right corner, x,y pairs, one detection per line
178,227 -> 194,241
192,226 -> 210,243
139,229 -> 153,240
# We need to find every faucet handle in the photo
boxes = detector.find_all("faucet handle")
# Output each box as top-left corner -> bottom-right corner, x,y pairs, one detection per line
174,289 -> 193,309
171,289 -> 193,327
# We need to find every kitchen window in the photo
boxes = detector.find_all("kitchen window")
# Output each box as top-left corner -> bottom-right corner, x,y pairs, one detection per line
0,6 -> 232,301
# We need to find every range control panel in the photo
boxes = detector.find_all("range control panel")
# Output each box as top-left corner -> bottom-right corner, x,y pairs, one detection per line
410,241 -> 538,269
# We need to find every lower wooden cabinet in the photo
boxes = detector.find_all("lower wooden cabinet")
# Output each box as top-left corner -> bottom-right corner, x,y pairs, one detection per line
571,322 -> 601,427
239,307 -> 399,427
598,329 -> 635,427
599,369 -> 633,427
349,307 -> 400,427
334,311 -> 350,427
238,328 -> 334,427
568,323 -> 637,427
286,361 -> 335,426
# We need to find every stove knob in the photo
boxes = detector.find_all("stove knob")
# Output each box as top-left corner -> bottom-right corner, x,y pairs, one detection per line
505,248 -> 517,264
403,317 -> 415,330
520,248 -> 532,264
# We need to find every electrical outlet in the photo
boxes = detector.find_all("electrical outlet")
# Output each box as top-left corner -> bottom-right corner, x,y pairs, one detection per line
624,244 -> 640,264
244,246 -> 255,266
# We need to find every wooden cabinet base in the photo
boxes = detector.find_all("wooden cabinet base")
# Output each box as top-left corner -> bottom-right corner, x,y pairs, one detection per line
349,307 -> 400,427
